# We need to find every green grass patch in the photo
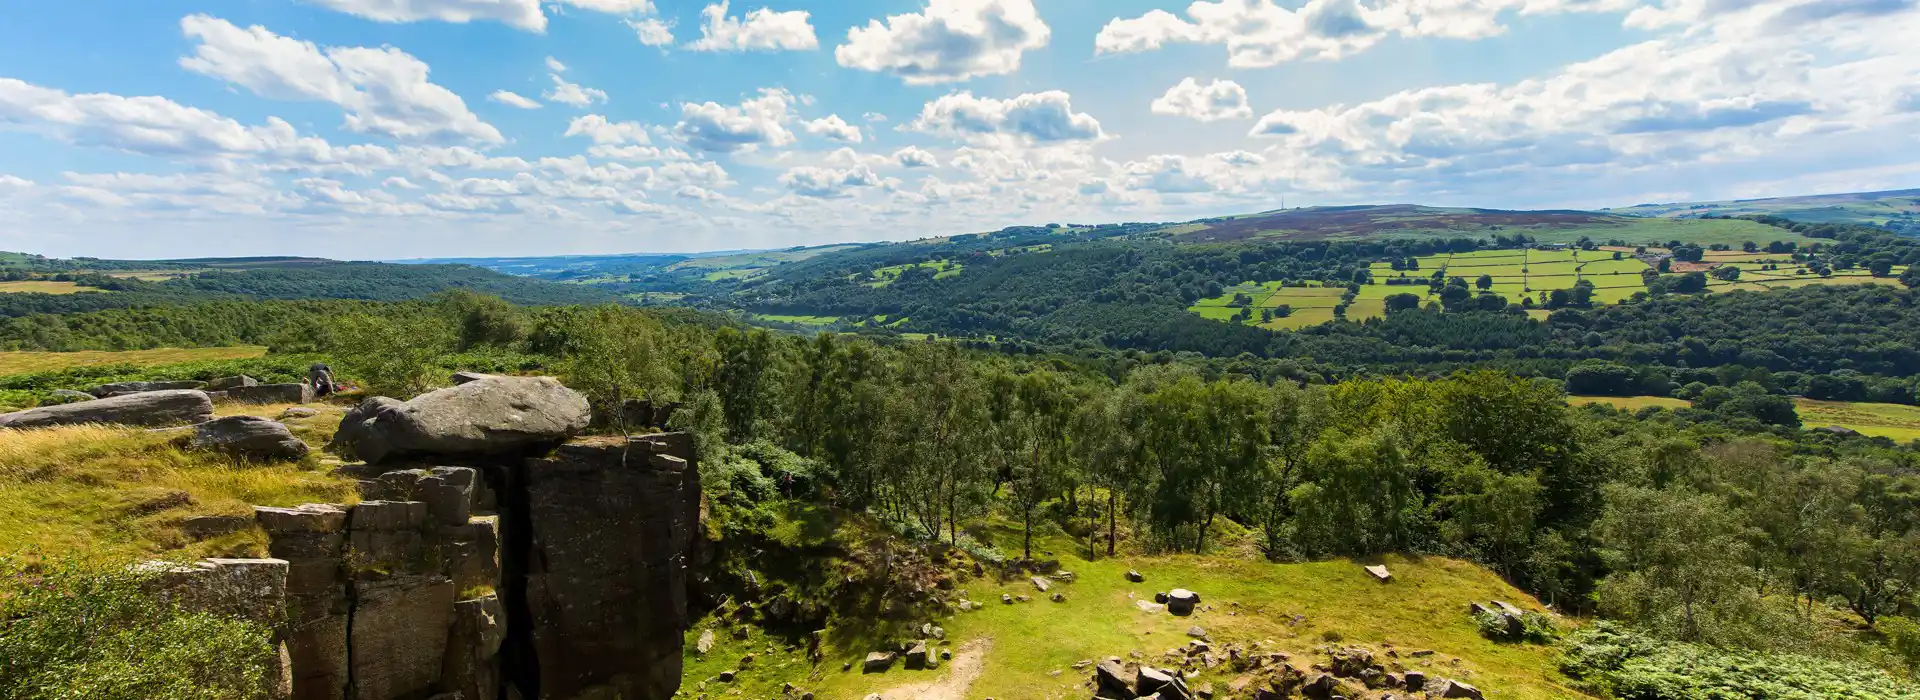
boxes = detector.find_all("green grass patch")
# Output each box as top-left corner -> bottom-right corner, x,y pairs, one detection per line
752,314 -> 841,327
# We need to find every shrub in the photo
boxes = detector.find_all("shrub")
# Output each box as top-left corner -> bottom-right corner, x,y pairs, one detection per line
1559,622 -> 1920,699
1475,610 -> 1557,644
0,558 -> 277,700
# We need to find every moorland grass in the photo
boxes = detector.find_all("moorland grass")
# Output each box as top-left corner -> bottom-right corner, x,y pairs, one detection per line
0,409 -> 356,563
0,346 -> 269,376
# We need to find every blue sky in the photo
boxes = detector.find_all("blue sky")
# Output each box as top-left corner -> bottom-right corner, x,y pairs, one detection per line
1,0 -> 1917,259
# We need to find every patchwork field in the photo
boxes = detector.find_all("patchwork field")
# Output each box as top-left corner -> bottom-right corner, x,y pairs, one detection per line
1168,204 -> 1816,246
1195,239 -> 1901,332
865,260 -> 964,287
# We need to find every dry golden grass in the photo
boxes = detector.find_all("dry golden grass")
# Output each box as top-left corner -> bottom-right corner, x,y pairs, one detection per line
0,280 -> 98,295
0,346 -> 268,375
0,414 -> 356,563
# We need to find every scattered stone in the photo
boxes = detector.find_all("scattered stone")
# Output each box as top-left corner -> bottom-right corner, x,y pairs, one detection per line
1126,569 -> 1146,583
734,625 -> 752,640
0,389 -> 213,429
1195,682 -> 1215,699
1436,679 -> 1482,699
327,376 -> 590,464
1051,570 -> 1077,583
1136,600 -> 1168,614
739,653 -> 755,666
862,651 -> 896,674
697,629 -> 715,655
1002,594 -> 1014,605
1154,592 -> 1170,604
1167,589 -> 1200,615
1031,576 -> 1052,592
228,383 -> 314,405
1409,650 -> 1436,658
1403,671 -> 1427,691
716,670 -> 735,683
1187,626 -> 1207,639
1051,592 -> 1067,603
280,407 -> 319,419
940,649 -> 951,660
1096,660 -> 1136,698
189,415 -> 310,461
1136,667 -> 1175,696
1492,601 -> 1525,617
1302,673 -> 1339,699
906,641 -> 933,670
1365,564 -> 1392,582
1015,595 -> 1032,603
1328,647 -> 1373,677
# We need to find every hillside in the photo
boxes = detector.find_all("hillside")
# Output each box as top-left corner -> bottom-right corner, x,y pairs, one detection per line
1607,188 -> 1920,231
1158,204 -> 1791,245
0,253 -> 621,317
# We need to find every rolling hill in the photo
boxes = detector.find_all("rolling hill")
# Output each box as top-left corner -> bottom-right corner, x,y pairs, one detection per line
1606,188 -> 1920,229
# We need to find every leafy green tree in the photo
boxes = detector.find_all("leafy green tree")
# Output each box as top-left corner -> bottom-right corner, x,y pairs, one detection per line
1596,485 -> 1761,643
0,558 -> 276,700
326,311 -> 456,396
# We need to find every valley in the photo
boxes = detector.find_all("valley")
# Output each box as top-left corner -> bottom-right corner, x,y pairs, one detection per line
3,191 -> 1920,700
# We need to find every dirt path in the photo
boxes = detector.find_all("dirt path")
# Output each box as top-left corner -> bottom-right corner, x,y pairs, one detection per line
877,638 -> 993,700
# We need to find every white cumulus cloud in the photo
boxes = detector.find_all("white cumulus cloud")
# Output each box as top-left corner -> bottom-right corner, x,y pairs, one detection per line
1151,78 -> 1252,122
628,18 -> 675,46
894,146 -> 939,168
564,114 -> 651,145
686,1 -> 818,52
802,114 -> 863,143
673,88 -> 798,152
180,15 -> 502,144
836,0 -> 1050,84
780,164 -> 880,198
907,90 -> 1107,146
544,73 -> 608,108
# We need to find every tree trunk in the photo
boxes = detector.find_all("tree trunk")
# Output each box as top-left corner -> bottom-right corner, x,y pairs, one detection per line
1107,489 -> 1118,557
1023,507 -> 1034,561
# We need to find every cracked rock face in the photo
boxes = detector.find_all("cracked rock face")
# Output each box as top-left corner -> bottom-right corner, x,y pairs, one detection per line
327,377 -> 590,465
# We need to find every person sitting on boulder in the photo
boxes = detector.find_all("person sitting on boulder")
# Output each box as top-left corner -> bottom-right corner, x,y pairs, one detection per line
308,362 -> 336,397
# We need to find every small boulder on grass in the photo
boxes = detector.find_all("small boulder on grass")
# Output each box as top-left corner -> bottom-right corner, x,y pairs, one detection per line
189,415 -> 309,462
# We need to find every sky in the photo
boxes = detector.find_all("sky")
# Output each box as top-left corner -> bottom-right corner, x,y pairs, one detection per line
1,0 -> 1918,260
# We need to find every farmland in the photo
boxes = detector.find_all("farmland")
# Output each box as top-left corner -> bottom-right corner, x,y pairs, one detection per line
0,280 -> 98,294
1191,240 -> 1911,331
0,346 -> 269,376
861,260 -> 964,287
1572,396 -> 1920,443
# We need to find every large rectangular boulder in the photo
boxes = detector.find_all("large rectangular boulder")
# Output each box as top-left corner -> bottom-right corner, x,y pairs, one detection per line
514,435 -> 701,700
231,383 -> 315,405
0,389 -> 214,429
441,594 -> 506,700
89,379 -> 207,397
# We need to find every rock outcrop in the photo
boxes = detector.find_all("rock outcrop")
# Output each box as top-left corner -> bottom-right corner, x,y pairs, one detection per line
0,389 -> 214,429
191,415 -> 310,461
514,434 -> 701,700
328,376 -> 590,464
209,375 -> 260,391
